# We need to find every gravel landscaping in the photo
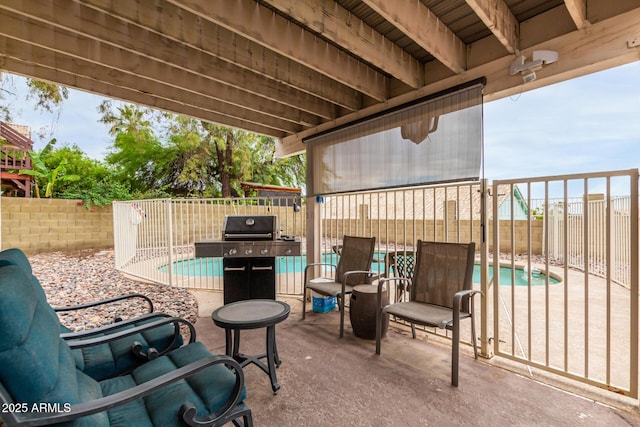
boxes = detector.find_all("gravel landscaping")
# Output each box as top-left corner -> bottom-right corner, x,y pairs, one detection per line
29,249 -> 199,331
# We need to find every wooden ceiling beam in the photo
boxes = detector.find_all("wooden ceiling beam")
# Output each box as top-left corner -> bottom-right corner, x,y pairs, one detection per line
0,17 -> 328,131
262,0 -> 424,89
0,2 -> 334,122
278,5 -> 640,156
564,0 -> 589,29
166,0 -> 390,101
76,0 -> 362,112
0,54 -> 289,138
362,0 -> 467,74
465,0 -> 519,53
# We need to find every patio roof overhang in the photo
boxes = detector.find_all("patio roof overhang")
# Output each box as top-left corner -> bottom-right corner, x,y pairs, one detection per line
1,1 -> 639,157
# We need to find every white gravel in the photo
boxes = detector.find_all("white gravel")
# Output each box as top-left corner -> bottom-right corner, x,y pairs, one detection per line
29,249 -> 199,331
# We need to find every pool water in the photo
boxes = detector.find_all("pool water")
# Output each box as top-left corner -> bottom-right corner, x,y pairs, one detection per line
160,253 -> 560,286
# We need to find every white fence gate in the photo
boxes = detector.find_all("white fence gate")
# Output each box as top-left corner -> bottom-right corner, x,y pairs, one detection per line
492,169 -> 639,398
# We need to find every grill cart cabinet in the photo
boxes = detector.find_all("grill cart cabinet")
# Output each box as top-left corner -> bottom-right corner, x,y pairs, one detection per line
222,257 -> 276,304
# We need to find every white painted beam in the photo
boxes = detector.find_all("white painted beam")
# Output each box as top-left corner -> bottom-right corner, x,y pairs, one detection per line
0,56 -> 289,138
77,0 -> 362,111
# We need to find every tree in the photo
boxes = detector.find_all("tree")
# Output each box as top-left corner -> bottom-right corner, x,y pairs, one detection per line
0,74 -> 68,129
99,102 -> 306,199
36,143 -> 130,207
25,80 -> 69,114
100,102 -> 169,194
98,101 -> 153,137
200,123 -> 248,198
19,140 -> 81,198
246,135 -> 305,190
162,116 -> 218,197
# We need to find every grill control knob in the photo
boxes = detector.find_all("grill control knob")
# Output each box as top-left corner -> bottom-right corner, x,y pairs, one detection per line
245,248 -> 252,255
260,249 -> 269,255
228,248 -> 237,255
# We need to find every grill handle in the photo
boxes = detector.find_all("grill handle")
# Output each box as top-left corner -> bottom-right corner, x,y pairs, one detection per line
251,266 -> 274,271
223,266 -> 246,272
224,233 -> 273,240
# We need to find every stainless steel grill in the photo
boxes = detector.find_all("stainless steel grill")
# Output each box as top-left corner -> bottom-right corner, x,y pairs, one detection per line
194,215 -> 301,303
195,215 -> 300,258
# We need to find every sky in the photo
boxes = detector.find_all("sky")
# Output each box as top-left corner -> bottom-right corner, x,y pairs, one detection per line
3,61 -> 640,183
483,61 -> 640,180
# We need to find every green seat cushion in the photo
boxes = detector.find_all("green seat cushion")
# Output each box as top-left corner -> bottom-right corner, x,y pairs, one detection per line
1,265 -> 246,427
101,342 -> 246,427
80,318 -> 182,381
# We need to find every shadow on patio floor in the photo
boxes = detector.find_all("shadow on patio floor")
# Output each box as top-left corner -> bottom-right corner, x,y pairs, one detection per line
193,295 -> 640,427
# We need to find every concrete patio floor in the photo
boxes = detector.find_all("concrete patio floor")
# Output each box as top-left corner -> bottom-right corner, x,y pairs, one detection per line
192,291 -> 640,426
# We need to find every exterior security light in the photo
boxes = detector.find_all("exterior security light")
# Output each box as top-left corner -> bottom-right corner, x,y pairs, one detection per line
509,50 -> 558,83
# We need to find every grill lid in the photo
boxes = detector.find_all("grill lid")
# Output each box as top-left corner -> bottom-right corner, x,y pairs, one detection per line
223,215 -> 278,240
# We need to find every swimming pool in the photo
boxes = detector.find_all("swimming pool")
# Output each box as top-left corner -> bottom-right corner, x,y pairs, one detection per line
159,253 -> 561,286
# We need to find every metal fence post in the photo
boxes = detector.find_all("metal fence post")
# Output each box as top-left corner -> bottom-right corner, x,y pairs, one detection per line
166,199 -> 174,287
480,178 -> 492,358
630,169 -> 638,401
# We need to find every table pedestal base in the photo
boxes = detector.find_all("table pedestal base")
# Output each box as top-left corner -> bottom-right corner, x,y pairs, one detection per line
225,326 -> 282,394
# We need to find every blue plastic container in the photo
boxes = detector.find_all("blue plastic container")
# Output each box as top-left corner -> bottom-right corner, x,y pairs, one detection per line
312,295 -> 337,313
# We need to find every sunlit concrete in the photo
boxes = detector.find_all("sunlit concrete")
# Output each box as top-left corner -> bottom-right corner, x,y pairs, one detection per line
192,294 -> 640,426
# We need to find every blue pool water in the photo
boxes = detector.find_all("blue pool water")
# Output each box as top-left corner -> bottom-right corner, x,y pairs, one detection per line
160,253 -> 560,286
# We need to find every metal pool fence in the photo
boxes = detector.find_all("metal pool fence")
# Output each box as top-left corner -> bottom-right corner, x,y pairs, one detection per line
113,169 -> 639,400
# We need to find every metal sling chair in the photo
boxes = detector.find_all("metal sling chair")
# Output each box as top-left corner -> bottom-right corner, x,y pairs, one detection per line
302,235 -> 376,337
376,240 -> 481,387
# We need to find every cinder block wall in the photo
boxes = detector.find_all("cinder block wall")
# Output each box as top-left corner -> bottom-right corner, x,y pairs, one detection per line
0,198 -> 113,254
321,218 -> 544,254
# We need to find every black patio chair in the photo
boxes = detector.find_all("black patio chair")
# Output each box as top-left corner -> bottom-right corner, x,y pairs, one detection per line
302,235 -> 377,337
376,240 -> 480,387
0,264 -> 253,427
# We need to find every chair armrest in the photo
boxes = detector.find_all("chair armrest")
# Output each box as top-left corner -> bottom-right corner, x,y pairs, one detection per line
342,270 -> 377,283
377,277 -> 411,307
342,269 -> 380,286
449,290 -> 483,329
303,262 -> 337,284
59,312 -> 172,339
65,317 -> 196,349
5,356 -> 244,427
52,293 -> 154,314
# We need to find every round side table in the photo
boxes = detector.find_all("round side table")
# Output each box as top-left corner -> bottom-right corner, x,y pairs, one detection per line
349,284 -> 388,339
212,299 -> 290,394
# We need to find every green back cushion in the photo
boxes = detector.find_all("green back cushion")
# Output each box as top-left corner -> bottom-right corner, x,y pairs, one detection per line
0,248 -> 183,381
0,265 -> 108,425
0,248 -> 33,273
0,264 -> 245,427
